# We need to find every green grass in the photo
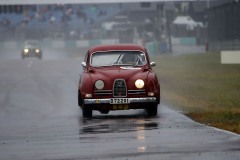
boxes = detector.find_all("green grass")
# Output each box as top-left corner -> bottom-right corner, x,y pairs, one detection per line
153,53 -> 240,134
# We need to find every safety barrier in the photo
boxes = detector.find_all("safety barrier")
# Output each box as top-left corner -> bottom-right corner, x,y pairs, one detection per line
171,37 -> 196,45
0,39 -> 119,49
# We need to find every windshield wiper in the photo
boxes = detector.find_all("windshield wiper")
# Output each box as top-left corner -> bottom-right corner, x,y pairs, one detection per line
112,53 -> 123,65
133,58 -> 141,67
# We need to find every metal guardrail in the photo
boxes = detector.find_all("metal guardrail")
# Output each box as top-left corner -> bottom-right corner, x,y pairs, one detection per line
209,41 -> 240,51
0,39 -> 119,49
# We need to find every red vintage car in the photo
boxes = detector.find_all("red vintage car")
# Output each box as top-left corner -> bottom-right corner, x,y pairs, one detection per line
78,44 -> 160,118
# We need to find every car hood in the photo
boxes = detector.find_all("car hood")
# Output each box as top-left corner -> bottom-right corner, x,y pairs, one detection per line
89,66 -> 149,86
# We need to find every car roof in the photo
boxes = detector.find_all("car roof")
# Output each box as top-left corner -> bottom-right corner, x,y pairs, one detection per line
24,40 -> 39,43
88,44 -> 147,54
24,40 -> 39,45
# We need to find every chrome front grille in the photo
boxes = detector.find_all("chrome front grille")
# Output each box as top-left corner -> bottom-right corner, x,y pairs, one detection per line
113,79 -> 127,97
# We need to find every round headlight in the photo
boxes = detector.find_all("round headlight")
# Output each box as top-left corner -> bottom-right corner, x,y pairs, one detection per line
135,79 -> 145,89
35,49 -> 40,53
95,80 -> 104,90
24,49 -> 29,53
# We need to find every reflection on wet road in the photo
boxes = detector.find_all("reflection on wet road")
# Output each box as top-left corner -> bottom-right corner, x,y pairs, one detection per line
0,53 -> 240,160
80,112 -> 158,134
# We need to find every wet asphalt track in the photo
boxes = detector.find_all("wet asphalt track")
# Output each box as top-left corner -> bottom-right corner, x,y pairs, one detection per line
0,49 -> 240,160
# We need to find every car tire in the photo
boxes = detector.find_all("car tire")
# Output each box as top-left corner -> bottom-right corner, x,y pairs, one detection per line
146,103 -> 158,117
82,105 -> 92,118
78,91 -> 82,107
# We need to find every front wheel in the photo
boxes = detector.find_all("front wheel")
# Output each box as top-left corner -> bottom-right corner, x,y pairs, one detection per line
146,104 -> 158,117
82,105 -> 92,118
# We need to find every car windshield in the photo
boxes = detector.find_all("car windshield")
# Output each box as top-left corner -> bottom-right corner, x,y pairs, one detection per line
25,41 -> 39,47
90,51 -> 147,67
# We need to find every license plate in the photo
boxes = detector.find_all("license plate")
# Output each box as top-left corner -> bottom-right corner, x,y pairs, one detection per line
110,98 -> 130,104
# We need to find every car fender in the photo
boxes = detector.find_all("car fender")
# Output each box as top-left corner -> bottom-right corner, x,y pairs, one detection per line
146,71 -> 160,103
79,72 -> 94,98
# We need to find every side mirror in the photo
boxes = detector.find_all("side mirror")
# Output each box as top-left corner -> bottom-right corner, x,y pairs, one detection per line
81,62 -> 87,67
150,62 -> 156,67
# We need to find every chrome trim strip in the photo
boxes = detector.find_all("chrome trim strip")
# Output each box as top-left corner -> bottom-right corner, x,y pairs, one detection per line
128,89 -> 145,95
84,97 -> 156,104
94,90 -> 112,92
128,90 -> 145,92
94,90 -> 112,95
128,92 -> 145,95
94,93 -> 112,95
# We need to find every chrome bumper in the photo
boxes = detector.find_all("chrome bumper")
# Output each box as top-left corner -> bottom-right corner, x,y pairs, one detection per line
84,97 -> 157,104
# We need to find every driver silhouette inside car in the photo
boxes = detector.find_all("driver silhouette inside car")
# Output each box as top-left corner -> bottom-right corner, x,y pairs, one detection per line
121,53 -> 145,66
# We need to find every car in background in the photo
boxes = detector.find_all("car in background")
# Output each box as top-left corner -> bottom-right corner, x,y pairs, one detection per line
22,40 -> 42,59
78,44 -> 160,118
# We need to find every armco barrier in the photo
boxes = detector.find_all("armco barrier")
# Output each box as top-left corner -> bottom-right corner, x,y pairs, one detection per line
52,41 -> 65,48
76,40 -> 89,48
180,37 -> 196,45
171,37 -> 196,46
146,41 -> 159,55
2,41 -> 21,49
0,39 -> 119,50
209,41 -> 240,51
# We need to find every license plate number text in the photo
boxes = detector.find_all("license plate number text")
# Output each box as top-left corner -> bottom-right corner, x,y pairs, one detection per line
110,98 -> 130,104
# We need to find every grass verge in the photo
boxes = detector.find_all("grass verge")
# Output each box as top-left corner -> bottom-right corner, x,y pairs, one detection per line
153,52 -> 240,134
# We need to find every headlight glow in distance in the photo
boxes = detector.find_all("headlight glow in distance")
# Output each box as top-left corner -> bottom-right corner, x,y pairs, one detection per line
95,80 -> 104,90
24,49 -> 29,53
35,49 -> 40,53
135,79 -> 144,89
